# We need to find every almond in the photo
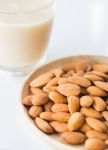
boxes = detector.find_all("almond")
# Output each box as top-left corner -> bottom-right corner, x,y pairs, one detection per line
67,70 -> 75,76
22,95 -> 32,106
50,121 -> 68,132
44,101 -> 53,112
40,112 -> 54,121
93,97 -> 106,111
87,86 -> 107,96
105,139 -> 108,145
86,117 -> 107,133
29,106 -> 43,118
89,71 -> 108,80
58,78 -> 68,85
49,91 -> 67,103
94,81 -> 108,92
80,95 -> 93,107
30,72 -> 54,87
102,111 -> 108,121
93,64 -> 108,73
83,74 -> 103,81
52,112 -> 70,122
61,132 -> 86,145
31,93 -> 49,105
62,63 -> 76,72
67,76 -> 91,87
75,71 -> 84,77
57,83 -> 81,96
51,68 -> 64,77
68,96 -> 80,114
45,77 -> 59,88
35,117 -> 53,133
51,104 -> 69,112
104,121 -> 108,127
85,138 -> 107,150
43,86 -> 57,93
80,123 -> 92,133
68,112 -> 84,131
86,130 -> 108,141
81,108 -> 102,119
30,87 -> 43,95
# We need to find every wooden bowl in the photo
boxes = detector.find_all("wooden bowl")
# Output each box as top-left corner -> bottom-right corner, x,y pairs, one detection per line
20,55 -> 108,150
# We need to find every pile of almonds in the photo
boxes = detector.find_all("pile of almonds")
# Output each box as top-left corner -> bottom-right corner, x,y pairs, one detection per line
23,59 -> 108,150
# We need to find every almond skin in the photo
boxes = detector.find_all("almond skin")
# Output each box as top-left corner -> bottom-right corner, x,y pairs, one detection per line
86,130 -> 108,141
83,74 -> 104,81
93,97 -> 106,112
51,104 -> 69,112
45,77 -> 59,88
29,106 -> 43,118
30,72 -> 54,87
79,123 -> 92,133
86,117 -> 107,133
102,111 -> 108,121
57,83 -> 81,96
58,78 -> 68,85
89,71 -> 108,80
35,117 -> 53,134
51,68 -> 64,77
62,63 -> 76,72
80,95 -> 93,108
68,96 -> 80,114
80,108 -> 102,119
68,112 -> 85,131
87,86 -> 107,96
67,76 -> 91,87
61,132 -> 86,145
85,138 -> 107,150
30,87 -> 43,95
93,64 -> 108,73
22,95 -> 32,106
31,93 -> 49,105
49,91 -> 67,103
40,112 -> 54,121
50,121 -> 68,132
94,81 -> 108,92
44,101 -> 54,112
52,112 -> 70,123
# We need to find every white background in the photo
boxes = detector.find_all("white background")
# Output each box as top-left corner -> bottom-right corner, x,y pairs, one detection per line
0,0 -> 108,150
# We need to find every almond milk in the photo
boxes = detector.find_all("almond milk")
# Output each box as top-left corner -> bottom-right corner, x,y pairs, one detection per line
0,0 -> 54,68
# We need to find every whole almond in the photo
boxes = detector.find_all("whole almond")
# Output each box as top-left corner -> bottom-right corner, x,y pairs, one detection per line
61,132 -> 86,145
57,83 -> 81,96
30,87 -> 43,95
22,95 -> 32,106
86,117 -> 107,133
62,63 -> 76,72
44,101 -> 53,112
29,106 -> 43,118
85,138 -> 107,150
43,86 -> 57,93
68,96 -> 80,114
80,123 -> 92,133
94,81 -> 108,92
51,104 -> 69,112
35,117 -> 53,133
83,74 -> 103,81
30,72 -> 54,87
89,71 -> 108,80
40,112 -> 54,121
102,111 -> 108,121
31,93 -> 49,105
52,112 -> 70,123
75,71 -> 84,77
87,86 -> 107,96
80,108 -> 102,119
51,68 -> 64,77
67,76 -> 91,87
93,64 -> 108,73
58,78 -> 68,85
93,97 -> 106,111
49,91 -> 67,103
80,95 -> 93,108
45,77 -> 59,88
50,121 -> 68,132
68,112 -> 85,131
86,130 -> 108,141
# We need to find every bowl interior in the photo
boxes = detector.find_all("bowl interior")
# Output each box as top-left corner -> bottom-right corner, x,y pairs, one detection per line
20,55 -> 108,150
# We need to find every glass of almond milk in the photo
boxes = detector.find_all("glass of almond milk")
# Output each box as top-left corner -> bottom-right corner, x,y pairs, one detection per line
0,0 -> 55,75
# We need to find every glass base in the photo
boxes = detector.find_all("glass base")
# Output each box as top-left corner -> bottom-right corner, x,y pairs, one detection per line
0,55 -> 47,76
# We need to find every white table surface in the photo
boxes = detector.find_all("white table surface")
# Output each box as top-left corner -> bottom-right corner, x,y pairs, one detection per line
0,0 -> 108,150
